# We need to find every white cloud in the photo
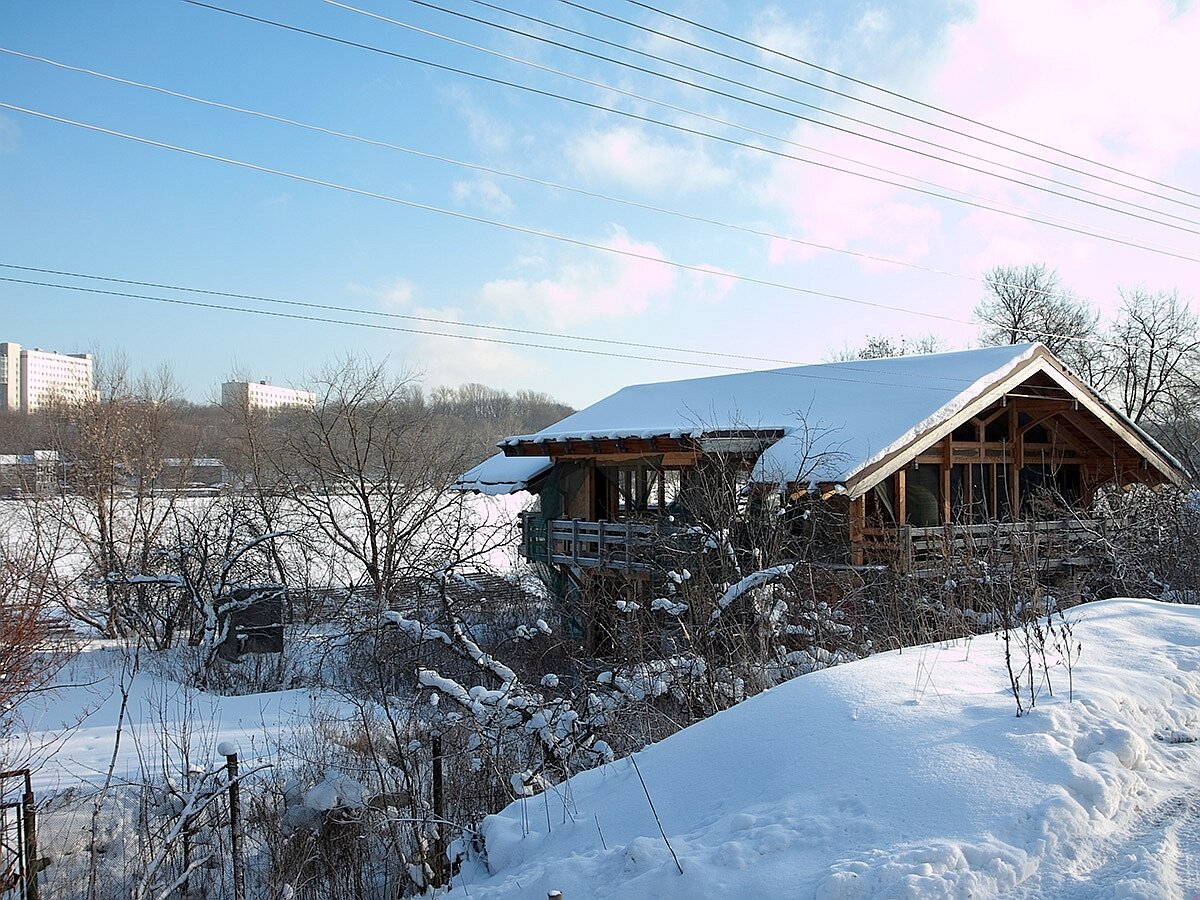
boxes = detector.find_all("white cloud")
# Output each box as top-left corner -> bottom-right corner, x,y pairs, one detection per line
380,277 -> 415,309
757,0 -> 1200,303
443,85 -> 513,155
566,126 -> 732,195
480,229 -> 678,327
686,264 -> 738,304
408,304 -> 541,386
452,178 -> 514,214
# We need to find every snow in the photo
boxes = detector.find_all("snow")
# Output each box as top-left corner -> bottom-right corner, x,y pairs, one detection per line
442,599 -> 1200,899
472,345 -> 1059,492
453,454 -> 552,494
215,739 -> 240,757
711,564 -> 794,622
8,644 -> 352,793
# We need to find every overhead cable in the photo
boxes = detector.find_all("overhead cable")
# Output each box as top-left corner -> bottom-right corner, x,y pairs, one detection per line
395,0 -> 1200,228
171,2 -> 1200,259
0,45 -> 1142,308
612,0 -> 1200,204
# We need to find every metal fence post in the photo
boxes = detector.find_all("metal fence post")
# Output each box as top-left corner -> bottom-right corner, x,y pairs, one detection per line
222,745 -> 245,900
22,769 -> 37,900
431,733 -> 446,888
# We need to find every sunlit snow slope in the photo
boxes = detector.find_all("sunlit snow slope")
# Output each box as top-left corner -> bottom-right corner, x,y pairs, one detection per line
445,599 -> 1200,899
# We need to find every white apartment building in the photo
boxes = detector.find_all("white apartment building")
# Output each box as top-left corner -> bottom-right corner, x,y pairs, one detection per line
0,342 -> 96,413
222,379 -> 316,413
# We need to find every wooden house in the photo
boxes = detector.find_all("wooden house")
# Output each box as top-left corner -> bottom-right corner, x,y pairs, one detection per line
455,344 -> 1186,583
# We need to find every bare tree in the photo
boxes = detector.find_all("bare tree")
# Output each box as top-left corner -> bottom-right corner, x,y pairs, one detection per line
828,334 -> 946,361
39,359 -> 200,642
1105,286 -> 1200,425
270,358 -> 480,613
975,264 -> 1099,375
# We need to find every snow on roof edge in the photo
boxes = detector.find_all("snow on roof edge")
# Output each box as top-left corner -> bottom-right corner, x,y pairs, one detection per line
833,343 -> 1043,493
452,453 -> 552,496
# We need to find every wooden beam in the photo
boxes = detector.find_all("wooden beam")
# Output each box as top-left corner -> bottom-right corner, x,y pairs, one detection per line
1009,406 -> 1021,515
941,438 -> 952,525
1058,410 -> 1117,457
1018,410 -> 1063,435
1008,398 -> 1077,411
547,450 -> 702,466
849,495 -> 865,566
897,469 -> 907,525
978,404 -> 1010,428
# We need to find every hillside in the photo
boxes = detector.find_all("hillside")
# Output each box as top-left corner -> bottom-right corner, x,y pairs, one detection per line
444,599 -> 1200,899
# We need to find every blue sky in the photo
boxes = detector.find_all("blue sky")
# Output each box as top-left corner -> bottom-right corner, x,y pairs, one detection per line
2,0 -> 1198,407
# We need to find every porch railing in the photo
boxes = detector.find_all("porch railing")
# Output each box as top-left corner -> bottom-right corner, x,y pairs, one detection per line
520,514 -> 662,571
863,518 -> 1106,573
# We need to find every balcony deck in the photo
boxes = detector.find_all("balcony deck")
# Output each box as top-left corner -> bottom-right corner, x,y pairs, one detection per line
522,513 -> 1106,576
862,518 -> 1105,574
521,514 -> 663,571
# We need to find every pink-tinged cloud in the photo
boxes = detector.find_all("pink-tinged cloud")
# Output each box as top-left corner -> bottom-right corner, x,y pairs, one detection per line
481,230 -> 678,327
926,0 -> 1200,307
933,0 -> 1200,174
760,0 -> 1200,314
686,264 -> 738,303
762,154 -> 943,266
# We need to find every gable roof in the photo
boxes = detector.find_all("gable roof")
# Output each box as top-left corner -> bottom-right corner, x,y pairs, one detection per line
455,343 -> 1186,495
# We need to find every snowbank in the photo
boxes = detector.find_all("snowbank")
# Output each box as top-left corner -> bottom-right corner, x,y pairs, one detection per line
8,644 -> 352,793
444,599 -> 1200,899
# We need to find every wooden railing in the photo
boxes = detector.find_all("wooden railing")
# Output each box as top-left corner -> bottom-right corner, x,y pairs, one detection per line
524,513 -> 1107,576
520,514 -> 662,571
862,518 -> 1105,573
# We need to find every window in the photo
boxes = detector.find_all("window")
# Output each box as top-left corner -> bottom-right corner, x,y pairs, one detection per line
906,465 -> 941,527
598,459 -> 685,519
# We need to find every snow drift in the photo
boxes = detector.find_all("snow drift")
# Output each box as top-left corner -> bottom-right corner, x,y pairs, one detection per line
444,599 -> 1200,899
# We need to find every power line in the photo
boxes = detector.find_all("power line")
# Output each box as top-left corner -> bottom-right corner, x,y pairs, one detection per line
0,97 -> 1181,356
0,262 -> 810,369
172,1 -> 1200,261
0,273 -> 978,393
0,45 -> 1137,311
396,0 -> 1200,231
10,96 -> 1200,352
614,0 -> 1200,205
323,0 -> 1200,239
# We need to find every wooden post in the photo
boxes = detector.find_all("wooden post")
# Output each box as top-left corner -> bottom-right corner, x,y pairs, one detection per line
222,745 -> 245,900
896,469 -> 908,525
941,439 -> 952,525
849,495 -> 865,566
1008,406 -> 1022,517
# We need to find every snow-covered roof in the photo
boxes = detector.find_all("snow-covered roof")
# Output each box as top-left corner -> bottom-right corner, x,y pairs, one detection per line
458,344 -> 1185,494
453,454 -> 552,495
0,450 -> 58,466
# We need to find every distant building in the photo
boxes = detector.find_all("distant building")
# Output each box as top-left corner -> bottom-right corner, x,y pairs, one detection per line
0,342 -> 96,413
0,450 -> 60,495
222,379 -> 316,413
159,458 -> 228,492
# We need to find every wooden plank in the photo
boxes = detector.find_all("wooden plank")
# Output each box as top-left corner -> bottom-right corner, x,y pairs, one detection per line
897,470 -> 907,525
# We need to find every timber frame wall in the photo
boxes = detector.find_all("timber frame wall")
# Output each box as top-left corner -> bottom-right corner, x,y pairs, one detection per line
847,375 -> 1166,566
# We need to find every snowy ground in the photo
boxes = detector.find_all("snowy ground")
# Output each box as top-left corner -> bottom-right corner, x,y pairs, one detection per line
8,644 -> 350,794
443,599 -> 1200,900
